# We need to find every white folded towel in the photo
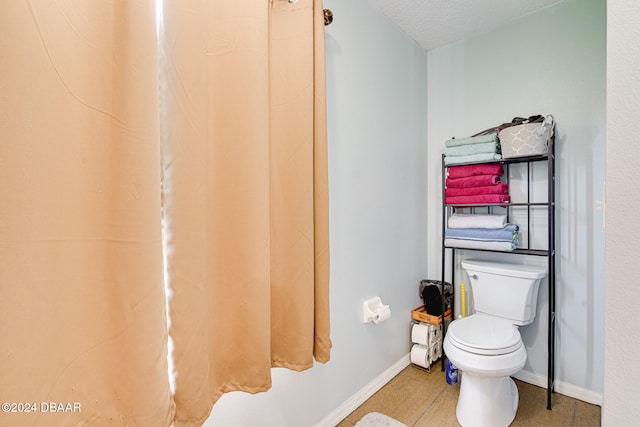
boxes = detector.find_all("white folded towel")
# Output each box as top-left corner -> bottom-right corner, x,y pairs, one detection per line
447,213 -> 507,229
444,238 -> 515,252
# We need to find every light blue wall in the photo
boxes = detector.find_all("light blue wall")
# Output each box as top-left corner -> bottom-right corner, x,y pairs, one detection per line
203,1 -> 429,426
426,0 -> 606,400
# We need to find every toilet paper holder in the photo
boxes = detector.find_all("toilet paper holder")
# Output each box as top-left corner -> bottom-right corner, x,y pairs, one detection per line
362,296 -> 391,324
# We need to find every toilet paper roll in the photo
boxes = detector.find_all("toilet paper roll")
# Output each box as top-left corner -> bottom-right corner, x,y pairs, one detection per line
411,344 -> 429,368
429,344 -> 440,363
372,306 -> 391,324
432,327 -> 443,343
411,323 -> 431,345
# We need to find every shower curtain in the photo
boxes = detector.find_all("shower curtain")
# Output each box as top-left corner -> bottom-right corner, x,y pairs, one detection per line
0,1 -> 175,425
0,0 -> 330,426
161,0 -> 331,424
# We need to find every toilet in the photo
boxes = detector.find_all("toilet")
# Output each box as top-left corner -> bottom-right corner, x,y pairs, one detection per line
443,259 -> 546,427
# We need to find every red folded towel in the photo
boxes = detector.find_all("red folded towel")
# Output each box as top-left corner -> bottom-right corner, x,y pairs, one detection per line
445,183 -> 509,197
447,163 -> 504,179
445,194 -> 511,205
446,175 -> 501,188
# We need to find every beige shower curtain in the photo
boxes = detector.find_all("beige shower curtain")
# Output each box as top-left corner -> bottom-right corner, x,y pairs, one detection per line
2,0 -> 329,426
162,0 -> 331,425
0,1 -> 174,426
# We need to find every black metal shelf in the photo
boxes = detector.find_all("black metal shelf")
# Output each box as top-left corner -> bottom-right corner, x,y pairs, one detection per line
445,152 -> 550,167
440,133 -> 556,411
446,202 -> 551,208
443,246 -> 549,256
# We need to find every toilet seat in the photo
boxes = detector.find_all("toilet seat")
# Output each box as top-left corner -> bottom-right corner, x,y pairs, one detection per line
447,314 -> 522,355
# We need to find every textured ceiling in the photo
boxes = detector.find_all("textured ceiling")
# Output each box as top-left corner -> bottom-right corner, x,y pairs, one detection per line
365,0 -> 564,51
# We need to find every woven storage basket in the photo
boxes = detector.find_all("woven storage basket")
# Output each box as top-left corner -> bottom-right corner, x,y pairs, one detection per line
500,115 -> 554,158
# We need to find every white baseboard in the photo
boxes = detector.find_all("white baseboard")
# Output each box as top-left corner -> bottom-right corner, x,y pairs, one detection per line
513,370 -> 603,406
313,354 -> 411,427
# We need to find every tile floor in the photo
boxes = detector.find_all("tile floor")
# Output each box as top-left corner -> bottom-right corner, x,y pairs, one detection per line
337,364 -> 601,427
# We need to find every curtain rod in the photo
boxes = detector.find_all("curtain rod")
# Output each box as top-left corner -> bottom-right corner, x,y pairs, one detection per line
286,0 -> 333,26
323,9 -> 333,26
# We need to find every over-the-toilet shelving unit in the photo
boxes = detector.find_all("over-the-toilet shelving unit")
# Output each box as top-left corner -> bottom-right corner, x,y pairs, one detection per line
439,134 -> 556,410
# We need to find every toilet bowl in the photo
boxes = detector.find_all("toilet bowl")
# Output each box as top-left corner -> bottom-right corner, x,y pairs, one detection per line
444,314 -> 527,426
443,259 -> 546,427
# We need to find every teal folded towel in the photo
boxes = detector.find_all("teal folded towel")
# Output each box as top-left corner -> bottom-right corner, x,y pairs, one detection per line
445,141 -> 501,157
445,133 -> 498,147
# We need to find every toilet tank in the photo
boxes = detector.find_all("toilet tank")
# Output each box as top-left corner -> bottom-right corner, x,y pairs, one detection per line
461,259 -> 546,326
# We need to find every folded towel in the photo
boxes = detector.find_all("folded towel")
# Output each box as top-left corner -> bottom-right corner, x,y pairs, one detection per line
445,183 -> 509,197
444,238 -> 516,252
448,213 -> 507,229
445,194 -> 511,205
444,153 -> 502,165
445,133 -> 498,147
445,141 -> 501,157
447,164 -> 504,179
445,224 -> 519,242
446,175 -> 502,188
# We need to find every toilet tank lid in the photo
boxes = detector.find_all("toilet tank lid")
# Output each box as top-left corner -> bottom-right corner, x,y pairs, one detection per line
461,259 -> 546,279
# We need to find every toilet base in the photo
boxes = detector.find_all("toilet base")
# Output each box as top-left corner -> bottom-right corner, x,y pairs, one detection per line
456,372 -> 518,427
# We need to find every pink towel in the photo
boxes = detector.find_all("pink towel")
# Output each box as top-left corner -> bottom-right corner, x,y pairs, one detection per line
445,194 -> 511,205
446,175 -> 502,188
445,183 -> 509,197
447,163 -> 504,179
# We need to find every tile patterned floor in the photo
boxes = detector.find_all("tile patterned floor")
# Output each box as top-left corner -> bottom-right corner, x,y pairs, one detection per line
337,365 -> 601,427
